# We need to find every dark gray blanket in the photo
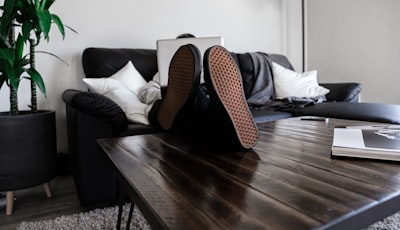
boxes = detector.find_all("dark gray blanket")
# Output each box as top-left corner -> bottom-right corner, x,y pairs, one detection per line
246,52 -> 275,107
246,52 -> 326,110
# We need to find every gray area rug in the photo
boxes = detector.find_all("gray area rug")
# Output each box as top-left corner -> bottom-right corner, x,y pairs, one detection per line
16,203 -> 400,230
366,212 -> 400,230
17,204 -> 151,230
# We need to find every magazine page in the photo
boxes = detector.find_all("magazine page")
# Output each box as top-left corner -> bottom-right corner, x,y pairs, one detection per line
333,126 -> 400,152
333,128 -> 365,149
362,128 -> 400,150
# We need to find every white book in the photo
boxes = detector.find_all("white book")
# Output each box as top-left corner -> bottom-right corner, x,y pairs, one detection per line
331,125 -> 400,161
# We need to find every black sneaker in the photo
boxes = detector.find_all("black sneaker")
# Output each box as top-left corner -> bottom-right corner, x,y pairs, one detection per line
203,45 -> 259,149
157,44 -> 201,130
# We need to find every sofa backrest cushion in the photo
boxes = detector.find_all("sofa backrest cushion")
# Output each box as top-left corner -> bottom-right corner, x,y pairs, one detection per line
82,48 -> 158,82
81,48 -> 296,100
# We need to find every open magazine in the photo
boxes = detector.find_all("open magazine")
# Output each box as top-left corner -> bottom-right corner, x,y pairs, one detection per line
331,125 -> 400,161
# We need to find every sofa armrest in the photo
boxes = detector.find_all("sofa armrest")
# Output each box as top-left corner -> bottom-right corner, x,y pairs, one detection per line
320,82 -> 362,102
62,89 -> 127,131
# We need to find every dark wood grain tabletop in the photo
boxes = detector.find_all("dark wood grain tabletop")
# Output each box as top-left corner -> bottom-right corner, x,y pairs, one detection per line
98,117 -> 400,230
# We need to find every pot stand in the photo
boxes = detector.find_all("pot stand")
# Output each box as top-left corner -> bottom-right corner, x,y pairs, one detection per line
5,183 -> 52,216
0,111 -> 57,215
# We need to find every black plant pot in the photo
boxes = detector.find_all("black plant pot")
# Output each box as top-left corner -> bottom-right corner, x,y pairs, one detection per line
0,110 -> 57,191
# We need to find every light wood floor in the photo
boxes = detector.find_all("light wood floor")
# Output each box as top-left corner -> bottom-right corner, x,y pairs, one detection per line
0,175 -> 87,230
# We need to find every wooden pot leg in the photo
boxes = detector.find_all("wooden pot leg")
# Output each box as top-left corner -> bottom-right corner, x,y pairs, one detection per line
43,183 -> 52,198
6,191 -> 15,216
4,183 -> 51,215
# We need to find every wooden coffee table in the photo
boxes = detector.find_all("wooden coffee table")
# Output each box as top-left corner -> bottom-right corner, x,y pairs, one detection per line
98,117 -> 400,230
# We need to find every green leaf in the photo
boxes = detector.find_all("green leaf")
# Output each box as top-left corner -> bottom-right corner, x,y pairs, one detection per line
15,34 -> 25,60
64,24 -> 78,35
36,8 -> 52,38
40,0 -> 48,10
0,48 -> 15,64
16,0 -> 29,8
0,0 -> 17,37
4,62 -> 19,89
51,14 -> 65,39
2,0 -> 16,14
21,21 -> 34,41
27,68 -> 46,96
43,0 -> 55,10
0,34 -> 11,48
0,74 -> 6,89
21,56 -> 30,66
35,50 -> 69,66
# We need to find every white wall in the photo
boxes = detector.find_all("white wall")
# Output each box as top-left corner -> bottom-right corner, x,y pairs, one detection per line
307,0 -> 400,104
0,0 -> 302,153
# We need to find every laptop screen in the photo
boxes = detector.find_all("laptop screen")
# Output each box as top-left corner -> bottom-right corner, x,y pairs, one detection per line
156,36 -> 224,87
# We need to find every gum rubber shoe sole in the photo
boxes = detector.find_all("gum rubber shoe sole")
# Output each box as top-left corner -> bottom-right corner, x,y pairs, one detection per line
206,45 -> 259,149
157,45 -> 200,130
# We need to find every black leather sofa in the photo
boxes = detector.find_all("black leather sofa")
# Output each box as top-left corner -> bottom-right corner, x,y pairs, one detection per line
63,47 -> 400,207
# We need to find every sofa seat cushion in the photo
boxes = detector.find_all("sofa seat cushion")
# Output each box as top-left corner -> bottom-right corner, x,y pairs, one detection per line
251,110 -> 293,123
283,102 -> 400,124
116,123 -> 162,137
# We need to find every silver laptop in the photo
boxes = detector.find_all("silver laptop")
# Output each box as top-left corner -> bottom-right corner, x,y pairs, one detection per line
156,36 -> 224,87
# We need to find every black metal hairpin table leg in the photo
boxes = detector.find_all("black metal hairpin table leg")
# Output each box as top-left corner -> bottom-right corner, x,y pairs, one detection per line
126,202 -> 134,230
116,181 -> 125,230
116,181 -> 134,230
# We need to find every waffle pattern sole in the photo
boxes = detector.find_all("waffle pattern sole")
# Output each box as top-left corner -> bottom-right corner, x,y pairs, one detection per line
206,46 -> 259,149
157,45 -> 199,130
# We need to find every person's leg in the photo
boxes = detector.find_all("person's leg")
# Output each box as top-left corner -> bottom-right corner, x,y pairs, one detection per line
157,44 -> 202,130
203,45 -> 259,149
147,99 -> 161,127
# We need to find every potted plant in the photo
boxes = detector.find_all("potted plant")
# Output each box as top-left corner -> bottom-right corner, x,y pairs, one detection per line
0,0 -> 71,215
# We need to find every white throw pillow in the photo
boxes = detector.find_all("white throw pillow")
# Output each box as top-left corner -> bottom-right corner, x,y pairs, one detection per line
82,62 -> 152,125
272,62 -> 330,99
109,61 -> 147,96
